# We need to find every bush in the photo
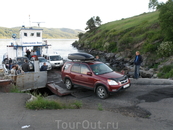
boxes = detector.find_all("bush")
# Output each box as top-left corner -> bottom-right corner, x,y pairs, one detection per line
10,85 -> 21,93
26,94 -> 83,110
157,65 -> 173,78
26,96 -> 62,110
157,41 -> 173,57
143,43 -> 157,52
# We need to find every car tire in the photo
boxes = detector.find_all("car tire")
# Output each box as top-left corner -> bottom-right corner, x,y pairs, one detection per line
65,78 -> 73,90
96,86 -> 109,99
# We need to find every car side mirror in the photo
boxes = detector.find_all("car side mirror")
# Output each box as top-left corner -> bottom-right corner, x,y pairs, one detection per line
87,72 -> 92,76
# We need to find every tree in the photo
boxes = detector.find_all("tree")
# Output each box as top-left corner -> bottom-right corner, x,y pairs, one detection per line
95,16 -> 102,26
148,0 -> 159,10
158,0 -> 173,41
85,16 -> 102,31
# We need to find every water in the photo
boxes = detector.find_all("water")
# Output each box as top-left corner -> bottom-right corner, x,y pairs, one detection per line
46,39 -> 82,60
0,39 -> 80,65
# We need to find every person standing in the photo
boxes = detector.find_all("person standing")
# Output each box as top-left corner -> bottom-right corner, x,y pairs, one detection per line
134,51 -> 143,79
26,49 -> 31,59
15,64 -> 24,74
9,58 -> 12,70
30,50 -> 34,56
95,55 -> 100,61
10,65 -> 17,85
40,62 -> 47,71
22,60 -> 30,72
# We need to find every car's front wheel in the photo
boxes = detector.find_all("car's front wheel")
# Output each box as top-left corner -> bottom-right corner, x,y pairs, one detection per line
96,86 -> 109,99
65,78 -> 73,90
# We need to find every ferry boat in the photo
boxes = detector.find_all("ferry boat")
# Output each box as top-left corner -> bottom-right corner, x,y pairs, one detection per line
3,26 -> 49,60
1,26 -> 51,91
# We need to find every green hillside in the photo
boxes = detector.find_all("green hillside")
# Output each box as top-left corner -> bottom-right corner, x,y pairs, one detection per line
76,11 -> 164,55
0,27 -> 83,39
74,10 -> 173,78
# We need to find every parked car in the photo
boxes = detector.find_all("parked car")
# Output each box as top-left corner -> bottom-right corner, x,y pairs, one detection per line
38,57 -> 52,70
43,54 -> 64,68
61,53 -> 131,99
13,57 -> 34,71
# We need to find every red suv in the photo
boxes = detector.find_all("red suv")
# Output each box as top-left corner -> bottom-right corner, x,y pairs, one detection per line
61,53 -> 130,99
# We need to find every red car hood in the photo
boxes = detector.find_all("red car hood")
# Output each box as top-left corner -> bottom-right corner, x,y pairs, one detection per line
98,71 -> 124,79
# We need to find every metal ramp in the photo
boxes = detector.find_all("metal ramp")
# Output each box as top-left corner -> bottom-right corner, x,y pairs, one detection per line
47,83 -> 72,96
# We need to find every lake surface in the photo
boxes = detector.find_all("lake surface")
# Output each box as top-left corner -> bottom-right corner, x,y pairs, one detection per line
0,39 -> 81,65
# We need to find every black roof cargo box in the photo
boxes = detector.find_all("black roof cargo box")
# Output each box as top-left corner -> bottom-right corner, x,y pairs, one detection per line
68,53 -> 94,60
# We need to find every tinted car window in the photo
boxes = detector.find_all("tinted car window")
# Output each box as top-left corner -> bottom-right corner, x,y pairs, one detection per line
71,63 -> 80,73
90,63 -> 113,75
81,64 -> 90,74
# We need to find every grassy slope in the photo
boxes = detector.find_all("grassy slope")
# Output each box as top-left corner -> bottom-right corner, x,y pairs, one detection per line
78,11 -> 164,55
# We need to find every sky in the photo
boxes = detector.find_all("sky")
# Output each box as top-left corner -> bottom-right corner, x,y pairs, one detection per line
0,0 -> 167,30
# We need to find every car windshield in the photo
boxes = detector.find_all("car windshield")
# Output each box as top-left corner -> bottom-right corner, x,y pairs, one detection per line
50,56 -> 61,61
90,63 -> 113,75
39,58 -> 47,62
17,57 -> 28,64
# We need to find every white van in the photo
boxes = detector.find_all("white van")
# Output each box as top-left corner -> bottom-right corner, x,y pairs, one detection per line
43,54 -> 64,68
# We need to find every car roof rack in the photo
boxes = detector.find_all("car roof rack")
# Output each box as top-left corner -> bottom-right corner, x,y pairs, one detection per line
68,52 -> 95,61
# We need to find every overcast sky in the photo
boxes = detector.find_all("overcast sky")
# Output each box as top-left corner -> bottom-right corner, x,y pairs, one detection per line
0,0 -> 167,30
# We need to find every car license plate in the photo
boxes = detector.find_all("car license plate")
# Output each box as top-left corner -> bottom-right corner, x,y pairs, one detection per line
123,84 -> 129,88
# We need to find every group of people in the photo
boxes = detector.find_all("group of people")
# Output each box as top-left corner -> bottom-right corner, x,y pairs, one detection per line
10,64 -> 23,85
9,59 -> 48,85
26,49 -> 38,60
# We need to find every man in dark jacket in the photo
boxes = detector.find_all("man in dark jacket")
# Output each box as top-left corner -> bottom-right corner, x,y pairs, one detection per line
22,60 -> 30,72
134,51 -> 143,79
40,62 -> 47,71
9,58 -> 12,70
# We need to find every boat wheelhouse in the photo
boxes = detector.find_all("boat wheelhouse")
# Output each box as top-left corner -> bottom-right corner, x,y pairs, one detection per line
6,27 -> 49,59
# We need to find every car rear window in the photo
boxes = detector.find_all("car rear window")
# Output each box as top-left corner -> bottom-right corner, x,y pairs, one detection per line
64,63 -> 71,70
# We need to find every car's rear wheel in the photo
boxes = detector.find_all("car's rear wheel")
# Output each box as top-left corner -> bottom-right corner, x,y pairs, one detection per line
65,78 -> 73,90
96,86 -> 109,99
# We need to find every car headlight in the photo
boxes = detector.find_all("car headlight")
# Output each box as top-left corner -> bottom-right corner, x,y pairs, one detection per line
107,79 -> 118,85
